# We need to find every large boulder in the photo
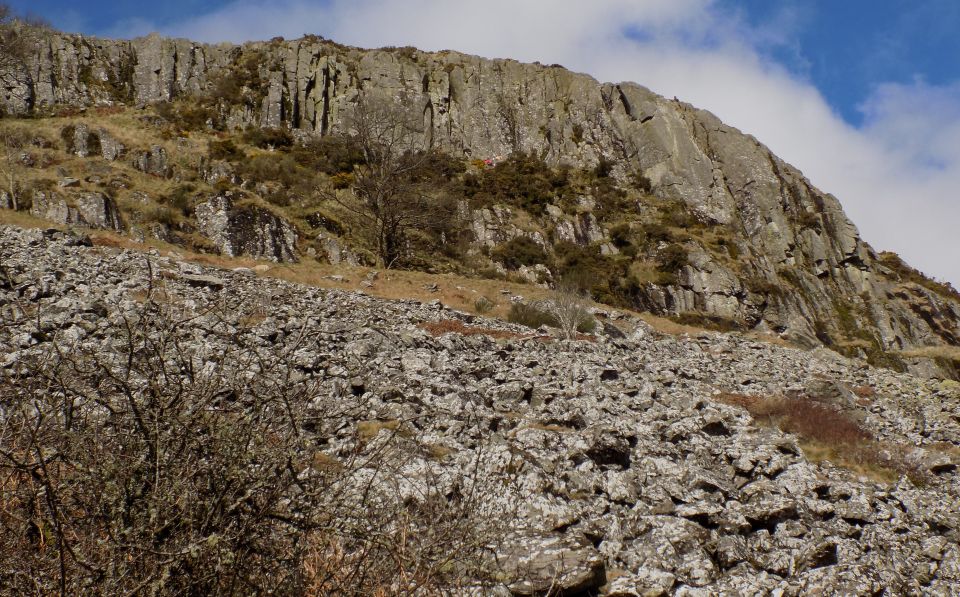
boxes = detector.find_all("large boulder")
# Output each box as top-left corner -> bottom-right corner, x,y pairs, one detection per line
194,194 -> 298,262
29,191 -> 123,230
497,532 -> 606,596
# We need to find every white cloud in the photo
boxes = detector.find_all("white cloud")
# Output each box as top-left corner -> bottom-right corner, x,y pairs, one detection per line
151,0 -> 960,287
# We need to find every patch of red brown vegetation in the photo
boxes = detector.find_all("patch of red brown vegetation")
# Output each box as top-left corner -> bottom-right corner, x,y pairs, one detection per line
419,320 -> 527,340
93,106 -> 126,116
713,391 -> 925,483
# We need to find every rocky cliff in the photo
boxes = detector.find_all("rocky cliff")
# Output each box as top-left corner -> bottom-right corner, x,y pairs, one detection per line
2,30 -> 960,376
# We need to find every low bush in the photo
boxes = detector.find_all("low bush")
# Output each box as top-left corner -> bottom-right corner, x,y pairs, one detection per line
671,312 -> 741,332
508,301 -> 559,329
490,236 -> 548,270
0,298 -> 514,595
657,243 -> 688,274
474,296 -> 496,314
243,126 -> 294,149
293,135 -> 365,175
462,152 -> 570,215
209,139 -> 245,161
419,319 -> 522,339
237,153 -> 300,187
879,251 -> 960,302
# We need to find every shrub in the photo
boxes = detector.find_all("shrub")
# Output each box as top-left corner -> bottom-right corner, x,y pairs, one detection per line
0,297 -> 515,595
305,210 -> 345,235
490,236 -> 548,270
547,278 -> 596,339
210,51 -> 267,106
671,312 -> 741,332
630,170 -> 653,193
153,101 -> 218,131
243,126 -> 294,149
330,172 -> 354,190
879,251 -> 960,302
712,392 -> 924,483
462,152 -> 569,215
164,184 -> 196,216
237,153 -> 300,186
657,243 -> 688,274
293,135 -> 365,175
209,139 -> 245,161
639,222 -> 672,244
508,302 -> 559,329
594,156 -> 615,178
474,296 -> 495,314
143,204 -> 178,226
609,223 -> 633,249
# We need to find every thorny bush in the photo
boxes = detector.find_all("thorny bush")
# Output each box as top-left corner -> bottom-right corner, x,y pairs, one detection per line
0,280 -> 516,595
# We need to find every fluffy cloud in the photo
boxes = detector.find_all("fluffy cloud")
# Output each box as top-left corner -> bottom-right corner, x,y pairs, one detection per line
153,0 -> 960,286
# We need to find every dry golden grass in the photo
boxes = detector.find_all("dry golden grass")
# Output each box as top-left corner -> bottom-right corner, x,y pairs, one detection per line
898,345 -> 960,362
356,420 -> 402,443
418,319 -> 528,340
0,209 -> 60,229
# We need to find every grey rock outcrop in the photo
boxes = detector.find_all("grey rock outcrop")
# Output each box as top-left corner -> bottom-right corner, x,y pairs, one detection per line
194,194 -> 298,262
3,30 -> 959,370
131,145 -> 171,177
29,191 -> 123,230
98,128 -> 125,161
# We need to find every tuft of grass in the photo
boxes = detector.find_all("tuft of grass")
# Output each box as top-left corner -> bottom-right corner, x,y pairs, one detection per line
473,296 -> 495,314
356,420 -> 401,443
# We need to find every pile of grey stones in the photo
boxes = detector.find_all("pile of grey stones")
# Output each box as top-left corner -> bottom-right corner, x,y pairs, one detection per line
1,225 -> 958,596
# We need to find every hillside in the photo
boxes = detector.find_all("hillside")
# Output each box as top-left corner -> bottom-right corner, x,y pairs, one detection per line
0,29 -> 959,378
2,224 -> 959,594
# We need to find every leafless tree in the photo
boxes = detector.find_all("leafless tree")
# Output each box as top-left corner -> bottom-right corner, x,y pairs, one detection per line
0,124 -> 30,209
547,277 -> 595,340
329,93 -> 449,268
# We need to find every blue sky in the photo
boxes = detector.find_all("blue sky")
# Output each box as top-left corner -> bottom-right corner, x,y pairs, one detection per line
8,0 -> 960,285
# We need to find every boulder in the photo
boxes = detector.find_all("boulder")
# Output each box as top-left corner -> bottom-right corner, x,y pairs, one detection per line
29,191 -> 123,230
98,129 -> 125,161
132,145 -> 171,177
498,532 -> 606,596
194,194 -> 298,262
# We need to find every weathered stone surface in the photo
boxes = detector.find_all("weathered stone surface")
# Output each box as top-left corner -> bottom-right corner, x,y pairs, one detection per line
500,533 -> 606,596
131,145 -> 171,177
98,128 -> 125,161
194,194 -> 298,262
29,191 -> 123,230
1,224 -> 960,593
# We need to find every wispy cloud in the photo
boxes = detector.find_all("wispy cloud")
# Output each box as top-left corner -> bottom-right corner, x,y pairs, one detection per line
140,0 -> 960,286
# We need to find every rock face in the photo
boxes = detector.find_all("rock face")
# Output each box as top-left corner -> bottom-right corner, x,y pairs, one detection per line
29,191 -> 123,230
131,145 -> 171,177
194,194 -> 298,262
3,31 -> 960,371
2,224 -> 959,594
